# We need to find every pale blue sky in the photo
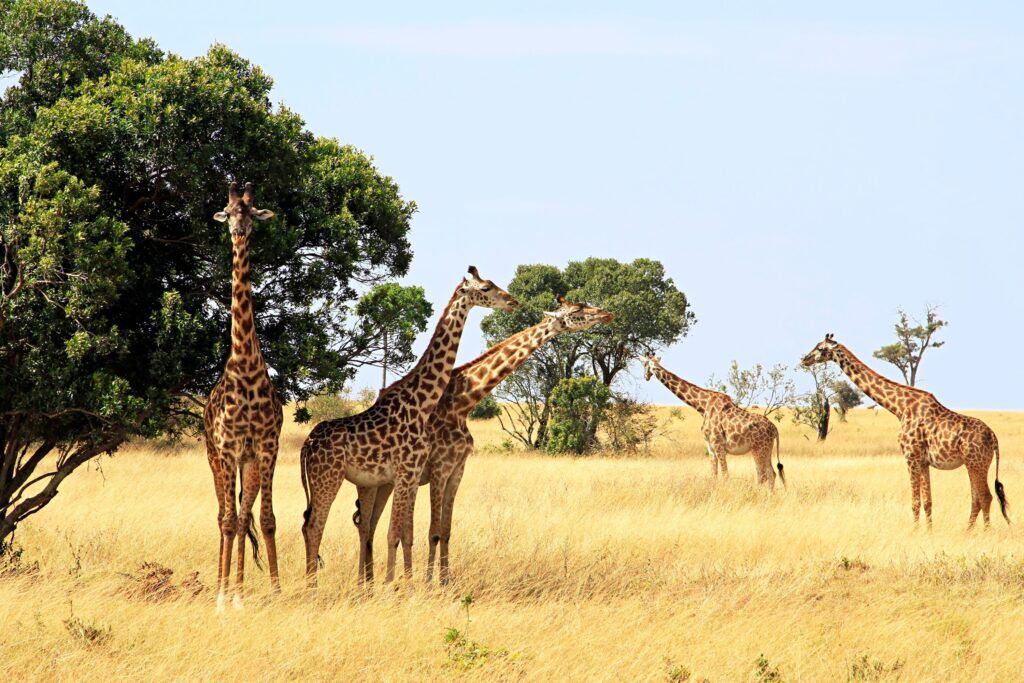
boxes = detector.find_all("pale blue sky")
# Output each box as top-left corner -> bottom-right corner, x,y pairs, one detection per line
91,1 -> 1024,408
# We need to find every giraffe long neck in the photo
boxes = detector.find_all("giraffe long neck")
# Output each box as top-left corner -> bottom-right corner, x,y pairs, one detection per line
832,344 -> 914,419
652,364 -> 717,414
227,238 -> 263,372
439,320 -> 559,419
395,285 -> 471,412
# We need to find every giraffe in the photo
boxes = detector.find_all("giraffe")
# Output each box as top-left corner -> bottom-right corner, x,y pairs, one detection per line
300,266 -> 519,587
359,296 -> 614,584
801,334 -> 1009,529
642,356 -> 784,487
204,181 -> 282,611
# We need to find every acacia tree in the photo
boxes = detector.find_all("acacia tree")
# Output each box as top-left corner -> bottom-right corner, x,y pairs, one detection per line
351,283 -> 432,388
0,1 -> 417,549
481,259 -> 694,449
873,306 -> 947,387
708,361 -> 796,420
792,365 -> 863,440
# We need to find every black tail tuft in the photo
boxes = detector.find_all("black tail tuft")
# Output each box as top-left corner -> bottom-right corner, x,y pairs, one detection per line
317,555 -> 325,569
352,499 -> 362,527
246,519 -> 263,570
776,462 -> 786,487
995,479 -> 1010,524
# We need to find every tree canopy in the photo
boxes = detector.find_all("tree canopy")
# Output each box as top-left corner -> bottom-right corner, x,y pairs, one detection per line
481,258 -> 694,449
0,0 -> 417,545
872,306 -> 947,387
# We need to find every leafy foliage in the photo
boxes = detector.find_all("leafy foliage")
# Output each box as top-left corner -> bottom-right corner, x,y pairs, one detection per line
792,365 -> 863,440
483,259 -> 694,449
0,1 -> 416,545
353,283 -> 432,386
708,361 -> 796,420
872,306 -> 947,386
468,394 -> 501,420
545,377 -> 612,455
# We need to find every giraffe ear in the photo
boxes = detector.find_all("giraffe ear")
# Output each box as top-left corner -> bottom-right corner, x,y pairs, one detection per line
213,211 -> 228,222
252,208 -> 275,221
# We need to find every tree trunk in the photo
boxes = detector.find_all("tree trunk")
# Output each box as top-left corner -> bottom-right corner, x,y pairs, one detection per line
817,395 -> 830,441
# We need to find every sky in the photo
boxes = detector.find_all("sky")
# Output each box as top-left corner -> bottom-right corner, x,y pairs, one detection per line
90,1 -> 1024,408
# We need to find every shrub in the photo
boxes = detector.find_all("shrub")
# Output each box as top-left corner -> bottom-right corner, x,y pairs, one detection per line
469,395 -> 501,420
545,377 -> 611,455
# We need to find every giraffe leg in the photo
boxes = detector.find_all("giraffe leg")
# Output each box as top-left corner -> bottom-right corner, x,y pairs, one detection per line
709,435 -> 729,479
426,463 -> 451,583
704,440 -> 719,478
215,458 -> 238,612
439,458 -> 467,586
385,472 -> 419,583
906,459 -> 922,527
755,446 -> 775,489
234,457 -> 260,608
301,456 -> 345,592
355,486 -> 377,585
966,462 -> 991,530
919,463 -> 933,530
364,484 -> 393,584
256,437 -> 280,593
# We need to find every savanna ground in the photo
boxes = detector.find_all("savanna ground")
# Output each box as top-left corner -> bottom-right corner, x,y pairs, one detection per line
2,407 -> 1023,681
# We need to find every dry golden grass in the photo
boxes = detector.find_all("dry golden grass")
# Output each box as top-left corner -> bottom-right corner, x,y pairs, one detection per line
2,408 -> 1024,681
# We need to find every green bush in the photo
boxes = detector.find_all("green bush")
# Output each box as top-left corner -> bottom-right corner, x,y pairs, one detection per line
469,395 -> 501,420
545,377 -> 611,455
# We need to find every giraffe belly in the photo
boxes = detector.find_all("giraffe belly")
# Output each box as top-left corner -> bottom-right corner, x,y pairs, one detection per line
725,443 -> 752,456
345,461 -> 395,487
928,453 -> 963,471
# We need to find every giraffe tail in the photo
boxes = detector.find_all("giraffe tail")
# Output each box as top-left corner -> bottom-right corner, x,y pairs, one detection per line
237,468 -> 263,571
299,440 -> 324,568
994,441 -> 1010,524
774,429 -> 786,486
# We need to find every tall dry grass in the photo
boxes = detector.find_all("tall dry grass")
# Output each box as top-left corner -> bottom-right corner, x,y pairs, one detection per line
2,408 -> 1023,681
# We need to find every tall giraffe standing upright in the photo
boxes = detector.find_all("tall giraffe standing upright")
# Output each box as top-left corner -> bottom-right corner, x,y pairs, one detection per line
801,334 -> 1009,528
360,296 -> 614,584
642,356 -> 784,487
204,182 -> 282,611
300,267 -> 519,587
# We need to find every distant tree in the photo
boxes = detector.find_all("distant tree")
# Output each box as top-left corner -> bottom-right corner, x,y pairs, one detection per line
353,283 -> 432,388
468,395 -> 501,420
792,365 -> 863,440
545,377 -> 612,455
0,2 -> 416,550
873,306 -> 947,386
482,259 -> 694,449
708,361 -> 796,420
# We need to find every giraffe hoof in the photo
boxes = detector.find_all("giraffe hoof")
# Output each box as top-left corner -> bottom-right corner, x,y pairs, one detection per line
215,592 -> 227,613
232,594 -> 244,610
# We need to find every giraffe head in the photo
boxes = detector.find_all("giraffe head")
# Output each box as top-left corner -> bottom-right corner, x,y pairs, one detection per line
458,266 -> 520,311
801,333 -> 840,367
213,181 -> 274,243
641,355 -> 661,381
543,295 -> 615,332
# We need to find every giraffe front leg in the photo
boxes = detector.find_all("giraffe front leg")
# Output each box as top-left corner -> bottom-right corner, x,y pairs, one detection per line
920,463 -> 933,530
704,440 -> 719,478
905,459 -> 922,527
209,454 -> 237,613
439,458 -> 467,586
385,478 -> 417,583
426,466 -> 448,584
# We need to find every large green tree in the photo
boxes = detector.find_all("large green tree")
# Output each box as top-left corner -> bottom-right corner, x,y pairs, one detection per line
482,258 -> 694,449
0,1 -> 417,547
